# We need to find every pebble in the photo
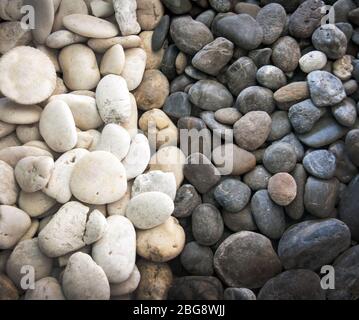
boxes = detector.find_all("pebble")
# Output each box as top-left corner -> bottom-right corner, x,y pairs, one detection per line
92,216 -> 136,283
62,252 -> 110,300
162,0 -> 192,14
215,14 -> 263,50
263,142 -> 297,174
70,151 -> 127,205
272,36 -> 301,73
0,98 -> 42,125
346,129 -> 359,167
152,15 -> 170,51
161,44 -> 179,81
192,37 -> 234,76
258,270 -> 325,300
0,46 -> 56,105
200,111 -> 233,141
196,9 -> 216,28
273,81 -> 309,106
308,71 -> 346,107
46,30 -> 87,49
256,65 -> 287,91
214,108 -> 241,125
244,165 -> 272,191
268,111 -> 291,141
84,210 -> 108,245
235,86 -> 275,114
268,173 -> 297,206
25,277 -> 65,300
53,0 -> 89,31
0,160 -> 18,205
303,150 -> 337,179
214,179 -> 251,213
332,98 -> 357,127
233,111 -> 272,151
183,153 -> 221,194
100,44 -> 125,76
251,190 -> 286,239
278,219 -> 351,270
234,3 -> 260,17
312,25 -> 348,60
170,16 -> 213,55
223,205 -> 257,233
256,3 -> 287,45
87,35 -> 142,53
288,99 -> 324,134
214,231 -> 281,289
192,204 -> 224,246
122,48 -> 147,91
224,288 -> 257,301
0,274 -> 19,300
333,55 -> 354,81
173,184 -> 202,218
136,216 -> 185,263
163,92 -> 192,119
136,0 -> 164,31
0,21 -> 32,55
180,242 -> 214,276
110,265 -> 140,297
299,51 -> 328,73
248,48 -> 272,68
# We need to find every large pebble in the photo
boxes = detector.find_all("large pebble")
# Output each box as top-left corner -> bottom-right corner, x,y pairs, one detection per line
268,173 -> 297,206
62,252 -> 110,300
256,65 -> 287,91
121,48 -> 147,91
137,0 -> 164,31
25,277 -> 65,300
235,86 -> 275,114
263,142 -> 297,174
113,0 -> 140,36
100,44 -> 125,76
0,98 -> 41,125
110,265 -> 140,297
0,160 -> 18,205
272,36 -> 301,73
0,146 -> 52,168
299,50 -> 328,73
303,150 -> 337,179
92,216 -> 136,283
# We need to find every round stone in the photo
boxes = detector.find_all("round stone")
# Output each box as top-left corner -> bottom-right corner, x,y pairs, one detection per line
268,111 -> 291,141
121,48 -> 147,91
235,86 -> 275,114
268,173 -> 297,206
173,184 -> 202,218
0,46 -> 56,104
214,231 -> 282,289
180,242 -> 214,276
263,142 -> 297,174
214,108 -> 241,125
223,205 -> 257,233
303,150 -> 337,179
332,98 -> 357,127
244,165 -> 272,191
100,44 -> 125,76
25,277 -> 65,300
163,92 -> 192,119
214,179 -> 251,213
70,151 -> 127,205
256,65 -> 287,91
299,50 -> 328,73
333,55 -> 354,81
272,36 -> 301,73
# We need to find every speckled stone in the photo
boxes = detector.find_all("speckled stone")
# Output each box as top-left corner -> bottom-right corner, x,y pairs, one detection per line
303,150 -> 337,179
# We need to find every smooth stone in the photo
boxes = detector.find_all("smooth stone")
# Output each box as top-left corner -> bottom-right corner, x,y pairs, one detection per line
248,48 -> 273,68
299,50 -> 328,73
96,75 -> 131,124
70,151 -> 127,205
110,265 -> 140,297
43,148 -> 89,204
256,65 -> 287,91
0,146 -> 52,168
298,116 -> 348,148
212,143 -> 256,176
0,46 -> 56,105
19,190 -> 55,218
170,16 -> 213,55
84,210 -> 108,245
136,216 -> 185,263
139,31 -> 164,70
95,124 -> 131,161
52,0 -> 88,31
196,9 -> 216,28
183,153 -> 221,194
161,44 -> 179,81
0,21 -> 32,55
100,44 -> 125,76
192,204 -> 224,246
332,98 -> 357,127
0,160 -> 18,205
346,129 -> 359,166
112,0 -> 140,36
132,171 -> 177,200
308,71 -> 346,107
272,36 -> 301,73
225,57 -> 257,96
46,30 -> 87,49
87,35 -> 142,53
288,99 -> 324,134
0,205 -> 30,250
235,86 -> 275,114
223,205 -> 257,233
173,184 -> 202,218
39,100 -> 77,153
168,276 -> 223,300
170,75 -> 195,92
278,219 -> 351,270
274,82 -> 310,105
312,25 -> 348,59
92,216 -> 136,283
268,111 -> 291,141
163,92 -> 192,119
214,179 -> 251,213
256,3 -> 287,45
330,141 -> 358,183
215,14 -> 263,50
38,202 -> 89,258
122,134 -> 150,180
63,14 -> 118,38
136,0 -> 164,31
234,3 -> 261,17
14,156 -> 54,193
233,111 -> 272,151
25,277 -> 65,300
268,173 -> 297,206
121,48 -> 147,91
258,270 -> 325,300
152,15 -> 170,51
59,44 -> 100,91
0,121 -> 16,139
243,165 -> 271,191
192,37 -> 234,76
289,0 -> 325,39
134,70 -> 169,110
200,111 -> 233,141
0,98 -> 42,125
336,22 -> 354,40
303,150 -> 337,179
263,142 -> 297,174
162,0 -> 192,14
251,190 -> 286,240
0,274 -> 19,300
339,175 -> 359,240
6,238 -> 53,287
180,242 -> 214,276
185,66 -> 213,81
214,108 -> 241,125
62,252 -> 110,300
224,288 -> 256,301
214,231 -> 281,289
90,0 -> 115,18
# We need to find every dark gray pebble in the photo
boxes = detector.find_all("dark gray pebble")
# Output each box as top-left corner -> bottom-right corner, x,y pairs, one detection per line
263,142 -> 297,174
180,242 -> 214,276
224,288 -> 256,300
152,15 -> 170,52
163,92 -> 192,119
223,206 -> 257,233
235,86 -> 275,114
173,184 -> 202,218
303,150 -> 337,179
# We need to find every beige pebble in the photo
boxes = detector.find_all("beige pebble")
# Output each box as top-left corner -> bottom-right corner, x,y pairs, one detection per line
53,0 -> 89,31
0,146 -> 53,168
122,93 -> 138,138
268,173 -> 297,206
70,151 -> 128,205
136,0 -> 164,31
36,45 -> 61,73
0,46 -> 57,105
134,70 -> 169,110
76,131 -> 94,149
140,31 -> 165,70
16,124 -> 42,144
59,44 -> 100,90
0,134 -> 22,151
107,181 -> 133,216
0,160 -> 18,205
18,190 -> 57,218
19,219 -> 39,242
90,0 -> 115,18
100,44 -> 125,76
0,98 -> 42,125
46,30 -> 87,49
24,141 -> 56,156
333,55 -> 354,81
39,100 -> 78,152
57,245 -> 91,268
87,35 -> 142,53
25,277 -> 65,300
63,14 -> 119,38
175,52 -> 188,74
0,120 -> 15,138
84,209 -> 108,245
122,48 -> 147,91
113,0 -> 141,36
110,265 -> 140,297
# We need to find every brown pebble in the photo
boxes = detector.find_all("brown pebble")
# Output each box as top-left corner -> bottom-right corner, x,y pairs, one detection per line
268,173 -> 297,206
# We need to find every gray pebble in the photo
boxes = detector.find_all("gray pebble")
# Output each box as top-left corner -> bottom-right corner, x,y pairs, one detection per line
173,184 -> 202,218
263,142 -> 297,174
256,65 -> 287,91
224,288 -> 256,300
235,86 -> 275,114
303,149 -> 337,179
243,165 -> 272,191
268,111 -> 291,141
180,242 -> 214,276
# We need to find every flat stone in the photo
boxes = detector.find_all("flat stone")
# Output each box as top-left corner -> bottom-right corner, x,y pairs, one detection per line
152,15 -> 170,51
